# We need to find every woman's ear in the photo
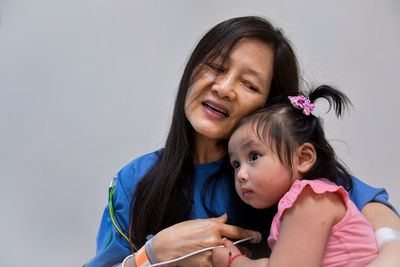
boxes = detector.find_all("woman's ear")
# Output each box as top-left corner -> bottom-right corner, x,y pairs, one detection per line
295,143 -> 316,174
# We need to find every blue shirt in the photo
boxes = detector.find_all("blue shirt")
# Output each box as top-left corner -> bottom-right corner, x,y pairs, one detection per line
84,150 -> 397,267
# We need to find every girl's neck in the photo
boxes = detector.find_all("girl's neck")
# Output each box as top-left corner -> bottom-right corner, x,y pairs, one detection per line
193,133 -> 226,164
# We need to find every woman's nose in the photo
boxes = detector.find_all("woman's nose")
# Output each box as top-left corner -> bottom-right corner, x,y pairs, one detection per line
211,73 -> 237,101
237,167 -> 250,182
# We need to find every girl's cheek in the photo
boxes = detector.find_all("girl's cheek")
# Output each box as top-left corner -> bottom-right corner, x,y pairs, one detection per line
234,180 -> 240,194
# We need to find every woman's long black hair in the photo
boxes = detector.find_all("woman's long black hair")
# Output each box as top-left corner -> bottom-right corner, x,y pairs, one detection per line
130,16 -> 301,247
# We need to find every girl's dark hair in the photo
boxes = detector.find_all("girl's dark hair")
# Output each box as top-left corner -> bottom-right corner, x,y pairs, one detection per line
233,85 -> 353,191
130,16 -> 301,247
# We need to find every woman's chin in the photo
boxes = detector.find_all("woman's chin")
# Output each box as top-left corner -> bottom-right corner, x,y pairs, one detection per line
194,126 -> 230,142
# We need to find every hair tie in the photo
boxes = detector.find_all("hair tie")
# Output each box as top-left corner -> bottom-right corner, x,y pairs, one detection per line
288,95 -> 315,115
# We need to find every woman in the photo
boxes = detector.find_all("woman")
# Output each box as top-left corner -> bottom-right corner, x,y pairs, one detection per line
85,16 -> 400,267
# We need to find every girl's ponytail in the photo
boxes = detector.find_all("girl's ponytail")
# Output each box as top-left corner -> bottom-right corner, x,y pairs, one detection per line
309,85 -> 352,118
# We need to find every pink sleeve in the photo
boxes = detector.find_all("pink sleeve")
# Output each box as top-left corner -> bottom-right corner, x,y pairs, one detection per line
267,179 -> 348,249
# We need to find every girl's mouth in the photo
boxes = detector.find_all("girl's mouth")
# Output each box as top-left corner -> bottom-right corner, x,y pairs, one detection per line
241,188 -> 253,198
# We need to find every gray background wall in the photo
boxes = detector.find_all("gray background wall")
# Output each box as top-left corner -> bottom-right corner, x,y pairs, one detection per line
1,0 -> 399,266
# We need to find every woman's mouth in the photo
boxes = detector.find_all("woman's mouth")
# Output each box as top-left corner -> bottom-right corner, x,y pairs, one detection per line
202,101 -> 229,117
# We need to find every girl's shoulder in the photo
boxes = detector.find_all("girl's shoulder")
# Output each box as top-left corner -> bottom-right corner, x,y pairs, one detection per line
278,179 -> 347,222
281,179 -> 348,205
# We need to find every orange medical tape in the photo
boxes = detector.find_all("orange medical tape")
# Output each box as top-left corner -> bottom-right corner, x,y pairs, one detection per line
135,245 -> 151,267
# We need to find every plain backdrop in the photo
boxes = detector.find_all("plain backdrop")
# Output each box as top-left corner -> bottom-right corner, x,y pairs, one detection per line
1,0 -> 399,266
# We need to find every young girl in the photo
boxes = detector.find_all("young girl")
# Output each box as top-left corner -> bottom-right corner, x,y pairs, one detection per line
212,85 -> 379,267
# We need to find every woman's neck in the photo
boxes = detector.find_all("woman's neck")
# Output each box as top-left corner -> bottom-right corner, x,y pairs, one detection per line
193,134 -> 227,164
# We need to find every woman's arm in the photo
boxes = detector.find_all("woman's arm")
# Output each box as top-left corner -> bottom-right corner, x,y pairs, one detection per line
151,214 -> 261,266
350,177 -> 400,266
117,214 -> 261,267
362,202 -> 400,231
362,202 -> 400,267
116,256 -> 136,267
86,153 -> 261,267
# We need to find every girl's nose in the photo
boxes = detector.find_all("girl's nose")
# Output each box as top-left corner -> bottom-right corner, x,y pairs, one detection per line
211,73 -> 237,101
237,167 -> 250,182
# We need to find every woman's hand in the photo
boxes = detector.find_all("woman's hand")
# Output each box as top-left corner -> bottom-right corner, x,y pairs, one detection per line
151,214 -> 261,267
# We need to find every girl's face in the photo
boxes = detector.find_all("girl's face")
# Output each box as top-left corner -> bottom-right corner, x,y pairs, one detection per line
184,38 -> 273,142
228,124 -> 294,209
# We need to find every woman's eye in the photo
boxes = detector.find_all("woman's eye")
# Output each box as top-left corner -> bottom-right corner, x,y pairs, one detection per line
249,153 -> 260,161
208,63 -> 225,73
243,81 -> 259,92
232,161 -> 240,169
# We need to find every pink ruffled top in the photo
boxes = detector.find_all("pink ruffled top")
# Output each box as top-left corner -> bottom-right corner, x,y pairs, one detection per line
268,179 -> 378,267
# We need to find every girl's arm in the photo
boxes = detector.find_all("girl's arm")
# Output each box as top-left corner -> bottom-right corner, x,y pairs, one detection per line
362,202 -> 400,267
212,186 -> 344,267
268,186 -> 345,267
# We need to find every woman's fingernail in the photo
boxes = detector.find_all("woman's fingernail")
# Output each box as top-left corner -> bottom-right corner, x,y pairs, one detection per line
253,232 -> 262,243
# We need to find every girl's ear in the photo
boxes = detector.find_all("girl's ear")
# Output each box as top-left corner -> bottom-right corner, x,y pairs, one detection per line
295,143 -> 316,174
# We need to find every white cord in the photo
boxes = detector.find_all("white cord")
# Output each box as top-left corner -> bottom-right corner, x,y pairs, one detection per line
148,237 -> 252,267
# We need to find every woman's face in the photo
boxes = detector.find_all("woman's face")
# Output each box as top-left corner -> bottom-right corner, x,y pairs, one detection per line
184,38 -> 274,141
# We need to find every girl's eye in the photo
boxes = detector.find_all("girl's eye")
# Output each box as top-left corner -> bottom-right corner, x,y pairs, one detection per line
232,161 -> 240,169
249,153 -> 260,161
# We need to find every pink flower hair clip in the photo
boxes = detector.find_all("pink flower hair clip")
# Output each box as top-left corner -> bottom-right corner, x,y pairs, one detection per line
288,95 -> 315,115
